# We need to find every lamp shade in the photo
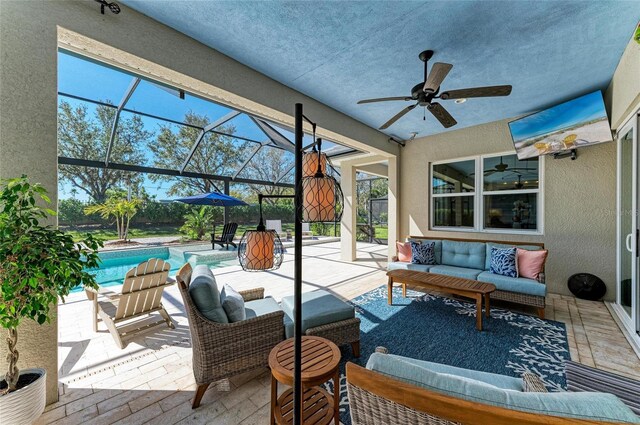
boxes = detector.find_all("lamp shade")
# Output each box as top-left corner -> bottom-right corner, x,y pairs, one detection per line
238,230 -> 284,271
302,175 -> 343,222
302,152 -> 327,177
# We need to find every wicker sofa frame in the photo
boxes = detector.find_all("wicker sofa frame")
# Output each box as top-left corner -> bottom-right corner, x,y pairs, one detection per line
397,236 -> 547,318
346,361 -> 635,425
176,263 -> 285,409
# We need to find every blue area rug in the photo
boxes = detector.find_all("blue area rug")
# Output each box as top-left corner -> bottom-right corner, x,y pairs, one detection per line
321,285 -> 570,425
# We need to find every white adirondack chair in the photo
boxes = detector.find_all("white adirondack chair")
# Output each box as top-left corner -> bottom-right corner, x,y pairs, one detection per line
86,258 -> 175,349
265,219 -> 288,239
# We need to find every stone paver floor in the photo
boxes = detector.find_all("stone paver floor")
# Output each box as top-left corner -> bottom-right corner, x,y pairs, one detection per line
39,242 -> 640,424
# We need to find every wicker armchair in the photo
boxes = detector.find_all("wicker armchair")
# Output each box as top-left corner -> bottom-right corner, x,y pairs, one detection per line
176,263 -> 284,408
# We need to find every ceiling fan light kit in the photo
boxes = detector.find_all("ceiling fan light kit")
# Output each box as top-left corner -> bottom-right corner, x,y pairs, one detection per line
358,49 -> 512,130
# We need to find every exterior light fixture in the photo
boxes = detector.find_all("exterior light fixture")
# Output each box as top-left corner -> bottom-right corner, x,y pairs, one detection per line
238,195 -> 284,272
454,98 -> 467,104
237,105 -> 344,424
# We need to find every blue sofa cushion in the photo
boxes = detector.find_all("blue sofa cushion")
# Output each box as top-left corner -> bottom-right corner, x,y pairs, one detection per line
388,262 -> 434,273
372,354 -> 524,391
429,265 -> 483,280
366,353 -> 640,423
408,238 -> 442,264
245,296 -> 281,319
220,284 -> 246,322
489,247 -> 518,278
477,271 -> 546,297
282,290 -> 354,338
410,241 -> 436,265
485,242 -> 542,271
442,240 -> 486,270
188,265 -> 229,323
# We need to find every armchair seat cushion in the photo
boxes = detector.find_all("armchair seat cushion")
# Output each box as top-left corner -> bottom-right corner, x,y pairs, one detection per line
188,265 -> 228,323
428,265 -> 483,280
366,353 -> 640,423
477,271 -> 546,297
245,296 -> 281,319
282,290 -> 355,338
387,261 -> 434,273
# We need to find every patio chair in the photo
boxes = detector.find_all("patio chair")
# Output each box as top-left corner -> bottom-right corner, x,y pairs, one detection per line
211,222 -> 238,249
266,219 -> 288,239
301,222 -> 314,239
176,263 -> 285,408
85,258 -> 175,349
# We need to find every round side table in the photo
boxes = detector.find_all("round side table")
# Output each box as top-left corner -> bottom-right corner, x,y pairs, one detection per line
269,336 -> 341,425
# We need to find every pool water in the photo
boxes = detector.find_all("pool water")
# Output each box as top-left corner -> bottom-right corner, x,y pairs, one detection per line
74,248 -> 238,292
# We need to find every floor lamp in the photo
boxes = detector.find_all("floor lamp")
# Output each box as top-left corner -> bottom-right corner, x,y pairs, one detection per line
237,103 -> 343,425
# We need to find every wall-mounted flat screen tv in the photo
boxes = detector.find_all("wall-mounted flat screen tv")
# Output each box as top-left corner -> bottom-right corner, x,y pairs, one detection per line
508,90 -> 613,160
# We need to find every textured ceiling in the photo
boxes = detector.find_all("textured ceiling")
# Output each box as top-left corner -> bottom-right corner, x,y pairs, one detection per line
122,1 -> 639,140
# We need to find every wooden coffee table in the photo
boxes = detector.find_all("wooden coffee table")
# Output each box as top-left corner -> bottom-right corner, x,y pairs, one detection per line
387,269 -> 496,331
269,336 -> 341,425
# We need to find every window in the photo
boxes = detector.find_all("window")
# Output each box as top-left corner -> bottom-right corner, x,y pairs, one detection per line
430,153 -> 543,234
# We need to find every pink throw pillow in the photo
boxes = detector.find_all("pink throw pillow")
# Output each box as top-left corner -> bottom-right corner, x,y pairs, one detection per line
396,241 -> 412,263
517,248 -> 548,280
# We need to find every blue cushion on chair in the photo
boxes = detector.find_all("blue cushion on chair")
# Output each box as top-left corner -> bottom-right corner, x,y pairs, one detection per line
442,240 -> 486,270
387,262 -> 434,273
429,265 -> 483,280
188,265 -> 229,323
220,284 -> 246,322
490,247 -> 518,278
477,272 -> 546,297
410,241 -> 436,265
282,290 -> 355,338
245,296 -> 281,319
366,353 -> 640,423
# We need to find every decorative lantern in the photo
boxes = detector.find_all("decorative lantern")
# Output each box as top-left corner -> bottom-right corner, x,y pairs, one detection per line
238,198 -> 284,271
302,148 -> 327,177
301,139 -> 343,223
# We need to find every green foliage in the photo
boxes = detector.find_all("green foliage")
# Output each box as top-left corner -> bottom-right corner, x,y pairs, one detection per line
57,101 -> 151,202
0,177 -> 101,391
310,222 -> 340,237
148,112 -> 248,196
180,207 -> 215,240
84,195 -> 142,240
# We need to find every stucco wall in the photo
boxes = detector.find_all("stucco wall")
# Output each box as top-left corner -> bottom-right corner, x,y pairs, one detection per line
0,0 -> 395,404
399,118 -> 617,300
605,33 -> 640,130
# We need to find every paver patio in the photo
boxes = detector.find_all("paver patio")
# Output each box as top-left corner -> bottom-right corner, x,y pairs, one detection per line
40,241 -> 640,425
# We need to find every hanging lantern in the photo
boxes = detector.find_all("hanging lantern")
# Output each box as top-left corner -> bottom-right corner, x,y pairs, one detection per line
301,139 -> 343,223
238,229 -> 284,271
302,150 -> 327,177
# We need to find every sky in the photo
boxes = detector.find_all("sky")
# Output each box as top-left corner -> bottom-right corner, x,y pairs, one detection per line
508,90 -> 608,143
57,51 -> 347,201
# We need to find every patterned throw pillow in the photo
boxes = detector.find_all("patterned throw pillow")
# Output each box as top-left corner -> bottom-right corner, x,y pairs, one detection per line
490,247 -> 518,278
410,241 -> 436,265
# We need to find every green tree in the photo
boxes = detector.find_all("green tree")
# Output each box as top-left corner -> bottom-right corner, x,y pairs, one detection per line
148,112 -> 249,196
57,101 -> 151,202
84,195 -> 142,241
0,177 -> 100,393
243,148 -> 295,205
180,206 -> 214,240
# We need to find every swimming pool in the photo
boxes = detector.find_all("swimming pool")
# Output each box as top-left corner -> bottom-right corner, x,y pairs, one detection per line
75,246 -> 239,292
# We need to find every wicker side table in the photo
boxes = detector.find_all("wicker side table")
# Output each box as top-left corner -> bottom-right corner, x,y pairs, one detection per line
269,336 -> 341,425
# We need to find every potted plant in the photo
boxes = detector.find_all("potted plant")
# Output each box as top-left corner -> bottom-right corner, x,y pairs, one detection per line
0,177 -> 101,424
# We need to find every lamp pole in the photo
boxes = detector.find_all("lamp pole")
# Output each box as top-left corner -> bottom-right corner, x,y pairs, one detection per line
293,103 -> 303,425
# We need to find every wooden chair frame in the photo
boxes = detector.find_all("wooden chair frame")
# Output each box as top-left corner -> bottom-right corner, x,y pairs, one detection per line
86,258 -> 175,349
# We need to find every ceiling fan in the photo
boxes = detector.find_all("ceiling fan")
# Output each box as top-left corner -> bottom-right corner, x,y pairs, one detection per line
357,50 -> 512,130
470,157 -> 531,177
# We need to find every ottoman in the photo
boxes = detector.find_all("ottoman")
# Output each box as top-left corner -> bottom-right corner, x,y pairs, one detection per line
282,290 -> 360,357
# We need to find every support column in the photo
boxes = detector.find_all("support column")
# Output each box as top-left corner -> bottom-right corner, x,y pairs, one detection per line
387,156 -> 399,260
340,162 -> 357,261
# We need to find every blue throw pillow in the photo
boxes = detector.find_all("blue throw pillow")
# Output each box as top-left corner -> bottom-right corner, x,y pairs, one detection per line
221,284 -> 246,322
410,241 -> 436,265
490,247 -> 518,278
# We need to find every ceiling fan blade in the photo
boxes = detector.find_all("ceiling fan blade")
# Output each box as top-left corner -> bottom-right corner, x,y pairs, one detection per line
428,102 -> 457,128
358,96 -> 413,104
379,103 -> 418,130
423,62 -> 453,93
440,85 -> 512,100
483,170 -> 497,176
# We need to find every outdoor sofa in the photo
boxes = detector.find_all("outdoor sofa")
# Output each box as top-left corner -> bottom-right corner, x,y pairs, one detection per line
346,350 -> 640,424
388,237 -> 547,317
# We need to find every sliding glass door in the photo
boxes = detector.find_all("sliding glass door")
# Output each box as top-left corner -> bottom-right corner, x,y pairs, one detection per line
617,114 -> 639,336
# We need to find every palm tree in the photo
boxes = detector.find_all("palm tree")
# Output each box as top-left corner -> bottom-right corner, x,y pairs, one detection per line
85,197 -> 141,241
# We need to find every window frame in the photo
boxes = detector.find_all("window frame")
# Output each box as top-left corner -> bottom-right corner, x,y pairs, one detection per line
430,151 -> 544,235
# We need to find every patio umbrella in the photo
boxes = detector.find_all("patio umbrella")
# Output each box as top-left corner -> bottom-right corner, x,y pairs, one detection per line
174,191 -> 248,207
